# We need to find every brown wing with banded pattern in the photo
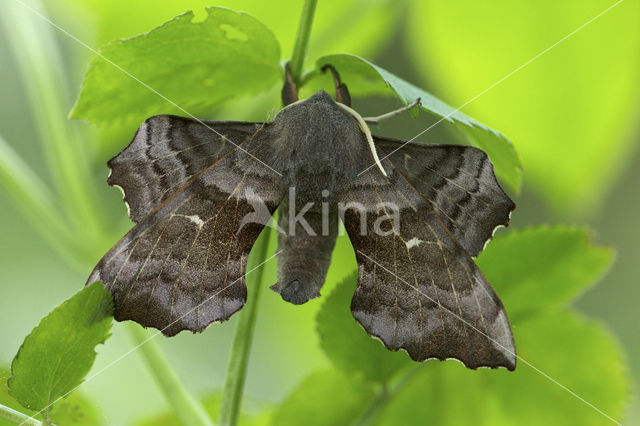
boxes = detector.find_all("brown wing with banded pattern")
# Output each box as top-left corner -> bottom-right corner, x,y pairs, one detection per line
88,116 -> 283,335
338,153 -> 516,370
374,137 -> 514,257
108,114 -> 266,223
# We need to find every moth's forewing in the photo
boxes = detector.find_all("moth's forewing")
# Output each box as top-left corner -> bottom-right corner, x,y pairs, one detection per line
88,116 -> 284,335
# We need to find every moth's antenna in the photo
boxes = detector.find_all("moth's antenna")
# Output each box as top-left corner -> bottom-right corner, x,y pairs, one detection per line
335,102 -> 388,177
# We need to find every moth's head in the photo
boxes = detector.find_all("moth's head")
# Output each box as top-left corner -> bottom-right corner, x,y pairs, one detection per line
305,89 -> 336,105
274,89 -> 343,123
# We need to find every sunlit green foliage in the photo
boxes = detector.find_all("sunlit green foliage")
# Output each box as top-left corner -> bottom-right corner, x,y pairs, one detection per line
1,371 -> 103,426
71,7 -> 282,125
8,283 -> 112,414
272,369 -> 375,426
316,274 -> 411,384
279,227 -> 627,425
310,54 -> 522,191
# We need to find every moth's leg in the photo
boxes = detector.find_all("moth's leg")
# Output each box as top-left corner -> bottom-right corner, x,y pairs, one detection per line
364,98 -> 422,125
321,64 -> 352,106
281,62 -> 299,106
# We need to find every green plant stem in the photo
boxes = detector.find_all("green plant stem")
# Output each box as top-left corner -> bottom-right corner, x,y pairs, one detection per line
218,230 -> 272,426
1,0 -> 106,246
289,0 -> 318,84
351,365 -> 422,426
0,403 -> 45,426
219,6 -> 316,421
128,324 -> 214,426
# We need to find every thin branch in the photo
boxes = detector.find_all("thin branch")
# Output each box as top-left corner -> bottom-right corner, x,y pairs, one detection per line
218,230 -> 272,426
289,0 -> 318,85
0,403 -> 47,426
219,4 -> 318,421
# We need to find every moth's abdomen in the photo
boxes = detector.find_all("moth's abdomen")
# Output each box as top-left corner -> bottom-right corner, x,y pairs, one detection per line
271,197 -> 339,305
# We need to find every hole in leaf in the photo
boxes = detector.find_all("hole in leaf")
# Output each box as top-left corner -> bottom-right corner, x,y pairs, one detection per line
219,24 -> 248,42
190,8 -> 208,23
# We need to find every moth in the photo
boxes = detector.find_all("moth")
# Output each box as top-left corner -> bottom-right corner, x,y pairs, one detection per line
88,64 -> 517,370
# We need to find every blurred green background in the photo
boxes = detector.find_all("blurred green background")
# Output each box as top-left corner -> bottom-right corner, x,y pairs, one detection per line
1,0 -> 639,424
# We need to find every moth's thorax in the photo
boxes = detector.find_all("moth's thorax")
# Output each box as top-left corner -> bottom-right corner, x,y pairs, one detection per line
269,90 -> 367,190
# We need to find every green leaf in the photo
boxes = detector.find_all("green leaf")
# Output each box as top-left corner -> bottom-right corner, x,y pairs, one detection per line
406,0 -> 640,213
270,369 -> 375,426
316,272 -> 410,384
477,226 -> 614,323
306,53 -> 522,192
1,368 -> 37,426
2,367 -> 102,426
376,312 -> 628,426
71,7 -> 281,125
308,227 -> 626,425
360,226 -> 625,425
48,0 -> 400,65
8,282 -> 113,413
